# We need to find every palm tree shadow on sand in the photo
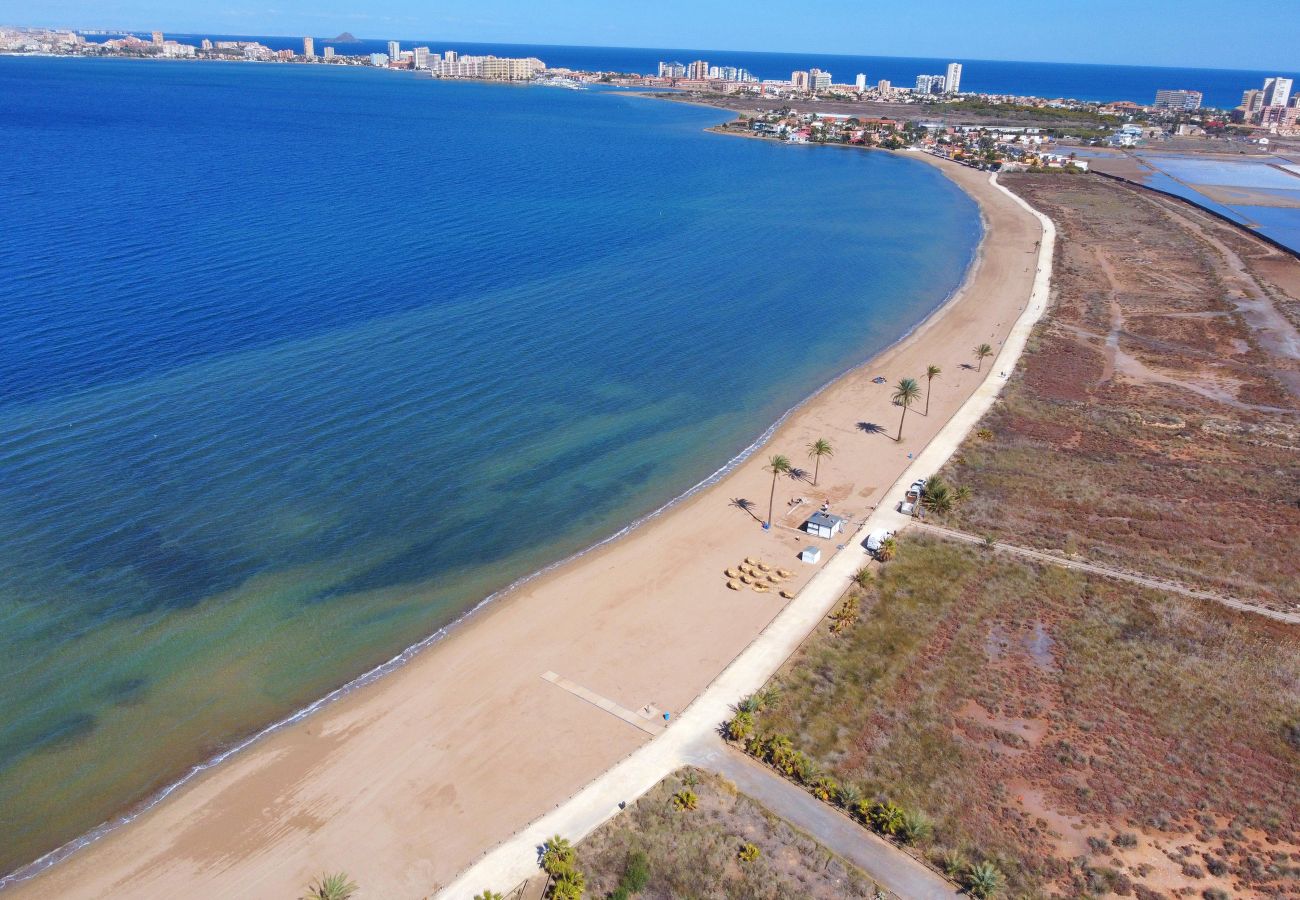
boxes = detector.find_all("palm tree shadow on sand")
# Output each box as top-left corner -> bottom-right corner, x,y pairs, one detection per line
857,422 -> 887,435
729,497 -> 762,522
787,467 -> 811,483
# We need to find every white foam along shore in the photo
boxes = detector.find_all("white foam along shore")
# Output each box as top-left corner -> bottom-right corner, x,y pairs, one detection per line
436,169 -> 1056,897
0,149 -> 986,893
7,152 -> 1044,900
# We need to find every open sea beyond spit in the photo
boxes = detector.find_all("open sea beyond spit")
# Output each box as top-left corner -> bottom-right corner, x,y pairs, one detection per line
0,56 -> 980,877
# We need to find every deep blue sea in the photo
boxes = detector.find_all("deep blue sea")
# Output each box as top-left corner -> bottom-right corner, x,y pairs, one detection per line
0,56 -> 978,875
144,33 -> 1300,110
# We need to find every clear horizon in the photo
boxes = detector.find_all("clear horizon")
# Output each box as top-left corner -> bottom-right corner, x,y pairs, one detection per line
6,23 -> 1300,78
4,0 -> 1297,71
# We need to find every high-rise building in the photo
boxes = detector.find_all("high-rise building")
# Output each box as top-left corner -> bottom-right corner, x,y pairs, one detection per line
945,62 -> 962,94
854,72 -> 866,91
388,40 -> 401,60
1263,76 -> 1293,109
302,36 -> 315,58
413,46 -> 430,68
878,79 -> 891,94
657,61 -> 686,78
689,59 -> 709,79
150,31 -> 163,45
791,70 -> 810,92
323,46 -> 335,60
810,68 -> 831,91
201,38 -> 212,50
1153,89 -> 1203,111
915,74 -> 944,94
369,52 -> 388,66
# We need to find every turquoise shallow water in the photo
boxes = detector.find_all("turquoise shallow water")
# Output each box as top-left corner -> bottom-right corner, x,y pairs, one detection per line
0,56 -> 979,874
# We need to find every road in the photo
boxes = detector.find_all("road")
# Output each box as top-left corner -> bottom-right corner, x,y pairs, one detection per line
690,743 -> 959,898
910,522 -> 1300,625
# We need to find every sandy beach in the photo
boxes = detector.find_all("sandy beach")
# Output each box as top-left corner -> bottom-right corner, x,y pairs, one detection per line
8,153 -> 1043,899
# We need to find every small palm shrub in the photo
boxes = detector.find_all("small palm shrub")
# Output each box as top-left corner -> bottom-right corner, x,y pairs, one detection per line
737,842 -> 761,863
302,872 -> 358,900
897,809 -> 933,845
964,860 -> 1003,898
725,711 -> 754,742
541,835 -> 576,876
671,789 -> 698,811
550,867 -> 586,900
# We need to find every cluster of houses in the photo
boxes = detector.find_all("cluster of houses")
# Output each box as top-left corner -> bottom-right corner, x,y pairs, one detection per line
728,111 -> 909,147
726,111 -> 1092,171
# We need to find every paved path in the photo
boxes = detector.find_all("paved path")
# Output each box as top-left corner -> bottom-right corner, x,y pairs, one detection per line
540,671 -> 664,735
435,173 -> 1057,900
691,743 -> 958,899
912,522 -> 1300,625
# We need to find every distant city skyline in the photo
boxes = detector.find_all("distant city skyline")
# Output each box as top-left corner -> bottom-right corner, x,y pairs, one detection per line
3,0 -> 1297,71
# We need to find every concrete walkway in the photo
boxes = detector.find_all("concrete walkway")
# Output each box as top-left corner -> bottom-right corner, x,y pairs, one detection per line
435,173 -> 1056,899
912,522 -> 1300,625
693,743 -> 958,898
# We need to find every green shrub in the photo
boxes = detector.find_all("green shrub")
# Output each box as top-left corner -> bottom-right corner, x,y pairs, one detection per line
964,860 -> 1002,898
897,809 -> 934,845
671,790 -> 698,811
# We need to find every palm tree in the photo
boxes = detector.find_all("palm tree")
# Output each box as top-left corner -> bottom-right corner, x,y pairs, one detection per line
877,536 -> 898,562
924,364 -> 941,415
806,438 -> 834,486
891,378 -> 921,442
974,343 -> 993,371
921,477 -> 952,514
964,860 -> 1003,898
764,454 -> 792,527
474,892 -> 504,900
541,835 -> 576,875
302,873 -> 358,900
550,868 -> 587,900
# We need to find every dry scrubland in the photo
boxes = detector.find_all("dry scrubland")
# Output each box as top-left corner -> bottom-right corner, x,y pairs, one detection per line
745,536 -> 1300,898
944,174 -> 1300,611
573,769 -> 888,899
723,175 -> 1300,898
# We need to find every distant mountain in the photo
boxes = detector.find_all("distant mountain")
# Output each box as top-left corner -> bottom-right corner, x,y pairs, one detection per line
332,32 -> 358,42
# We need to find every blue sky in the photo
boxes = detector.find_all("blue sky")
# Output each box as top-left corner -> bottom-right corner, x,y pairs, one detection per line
6,0 -> 1297,70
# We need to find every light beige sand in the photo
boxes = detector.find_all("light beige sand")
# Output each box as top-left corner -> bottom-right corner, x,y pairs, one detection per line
10,156 -> 1042,900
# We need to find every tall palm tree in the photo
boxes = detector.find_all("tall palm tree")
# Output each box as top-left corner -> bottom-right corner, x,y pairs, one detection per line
924,364 -> 941,415
974,343 -> 993,371
806,438 -> 833,486
764,454 -> 791,527
891,378 -> 921,442
302,873 -> 358,900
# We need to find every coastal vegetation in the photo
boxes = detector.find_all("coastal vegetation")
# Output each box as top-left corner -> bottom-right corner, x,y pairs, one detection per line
763,454 -> 792,526
542,834 -> 587,899
728,535 -> 1300,896
924,364 -> 941,415
302,872 -> 358,900
806,438 -> 834,485
972,342 -> 993,371
890,378 -> 922,441
945,174 -> 1300,609
573,769 -> 890,899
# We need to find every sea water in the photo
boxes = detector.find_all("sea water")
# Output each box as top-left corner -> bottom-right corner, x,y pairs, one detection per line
0,56 -> 978,875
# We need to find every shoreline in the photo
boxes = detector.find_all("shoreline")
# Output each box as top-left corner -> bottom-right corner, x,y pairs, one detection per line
7,144 -> 1042,898
0,144 -> 983,893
